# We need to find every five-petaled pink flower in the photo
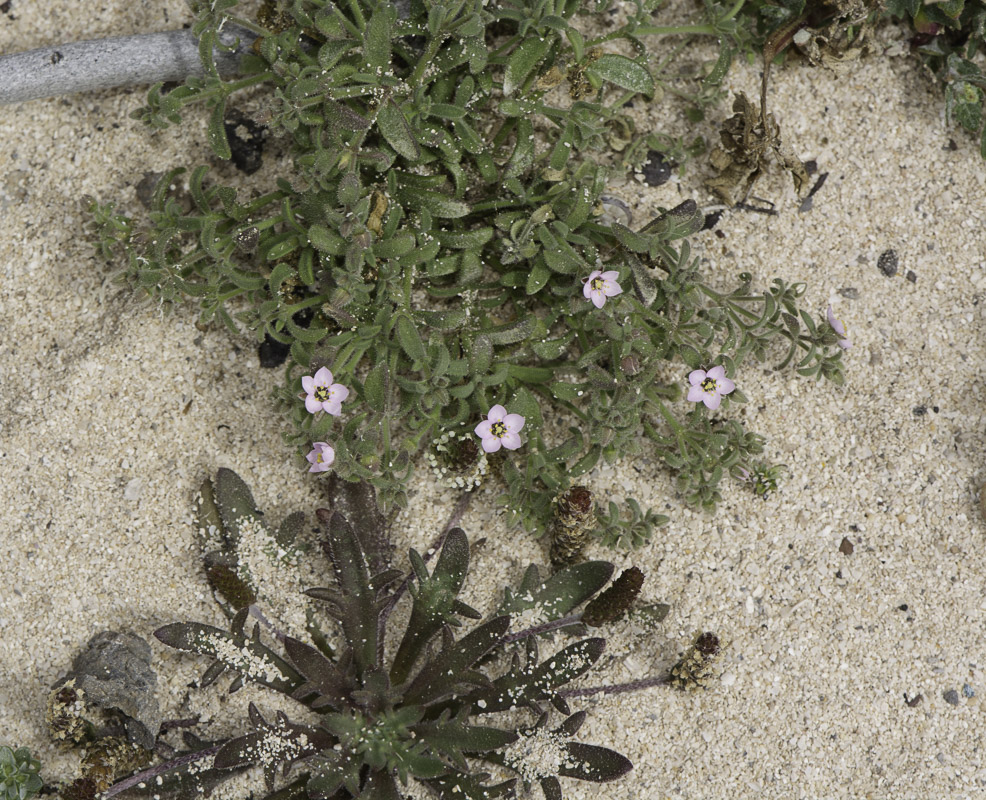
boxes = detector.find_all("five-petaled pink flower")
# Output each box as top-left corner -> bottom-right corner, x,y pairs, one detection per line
687,365 -> 735,411
302,367 -> 349,415
826,305 -> 852,350
474,405 -> 525,453
306,442 -> 335,473
582,270 -> 623,309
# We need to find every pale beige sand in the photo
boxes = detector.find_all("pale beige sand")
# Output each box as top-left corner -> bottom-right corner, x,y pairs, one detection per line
2,2 -> 986,798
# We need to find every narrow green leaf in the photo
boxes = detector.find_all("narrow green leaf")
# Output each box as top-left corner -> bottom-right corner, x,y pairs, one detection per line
589,54 -> 654,96
208,96 -> 232,160
377,99 -> 421,161
504,36 -> 552,96
396,315 -> 427,364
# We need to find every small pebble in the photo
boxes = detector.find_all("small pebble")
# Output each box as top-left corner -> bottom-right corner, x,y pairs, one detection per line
640,150 -> 672,187
838,287 -> 859,299
877,249 -> 898,277
124,477 -> 143,501
839,537 -> 854,555
721,671 -> 736,686
962,683 -> 974,698
905,270 -> 917,283
942,689 -> 960,706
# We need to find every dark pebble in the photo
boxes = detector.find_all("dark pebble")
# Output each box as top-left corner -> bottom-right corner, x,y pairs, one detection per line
135,171 -> 163,209
641,150 -> 672,187
906,270 -> 917,283
913,405 -> 926,416
224,109 -> 268,175
838,287 -> 859,299
839,537 -> 854,555
897,604 -> 908,611
943,689 -> 960,706
877,249 -> 898,277
804,159 -> 818,176
702,210 -> 723,231
905,693 -> 923,707
258,334 -> 291,368
962,683 -> 975,698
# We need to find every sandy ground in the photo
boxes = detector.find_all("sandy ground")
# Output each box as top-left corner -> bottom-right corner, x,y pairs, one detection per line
2,1 -> 986,798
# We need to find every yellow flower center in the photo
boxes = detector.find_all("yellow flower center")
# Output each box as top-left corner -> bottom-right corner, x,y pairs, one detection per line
314,385 -> 331,401
315,452 -> 324,463
701,378 -> 717,393
490,421 -> 507,438
591,278 -> 605,291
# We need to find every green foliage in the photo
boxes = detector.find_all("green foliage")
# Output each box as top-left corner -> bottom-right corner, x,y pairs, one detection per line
0,747 -> 42,800
139,471 -> 652,800
89,0 -> 846,540
887,0 -> 986,156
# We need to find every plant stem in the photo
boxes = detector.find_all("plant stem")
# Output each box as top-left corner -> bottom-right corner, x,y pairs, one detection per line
102,743 -> 226,798
503,613 -> 583,643
558,674 -> 670,698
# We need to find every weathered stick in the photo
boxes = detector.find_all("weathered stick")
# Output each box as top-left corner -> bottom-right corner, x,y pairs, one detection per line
0,24 -> 257,105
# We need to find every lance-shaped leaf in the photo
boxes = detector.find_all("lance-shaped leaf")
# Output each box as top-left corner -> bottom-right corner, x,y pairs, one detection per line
321,476 -> 393,573
377,98 -> 420,161
404,616 -> 511,706
213,468 -> 264,546
468,638 -> 605,713
308,510 -> 379,675
498,562 -> 614,625
154,618 -> 300,693
283,636 -> 352,710
213,704 -> 334,789
626,251 -> 657,308
426,772 -> 517,800
412,708 -> 518,772
504,36 -> 552,96
589,53 -> 654,96
391,528 -> 476,685
557,742 -> 633,782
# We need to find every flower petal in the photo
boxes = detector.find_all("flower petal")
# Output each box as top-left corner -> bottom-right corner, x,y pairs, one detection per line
324,401 -> 343,416
600,271 -> 620,281
717,377 -> 735,395
687,385 -> 705,402
583,281 -> 594,299
500,431 -> 522,450
487,404 -> 507,422
826,305 -> 846,337
475,420 -> 493,438
707,365 -> 726,380
481,436 -> 502,453
314,366 -> 333,385
301,375 -> 315,393
503,413 -> 525,432
587,270 -> 602,282
591,291 -> 605,308
330,384 -> 350,403
838,338 -> 852,350
703,392 -> 722,410
602,282 -> 622,297
688,369 -> 707,386
305,395 -> 323,414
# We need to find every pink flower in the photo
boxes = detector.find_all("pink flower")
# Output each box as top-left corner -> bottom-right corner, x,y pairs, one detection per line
582,269 -> 622,309
306,442 -> 335,473
474,405 -> 525,453
826,305 -> 852,349
686,365 -> 735,411
301,366 -> 349,415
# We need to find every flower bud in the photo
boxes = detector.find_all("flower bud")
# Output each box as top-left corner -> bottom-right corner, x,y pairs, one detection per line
549,486 -> 595,566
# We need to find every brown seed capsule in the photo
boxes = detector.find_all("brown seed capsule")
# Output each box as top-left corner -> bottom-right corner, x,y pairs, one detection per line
549,486 -> 595,567
81,736 -> 151,791
669,632 -> 723,691
582,566 -> 645,627
45,680 -> 92,745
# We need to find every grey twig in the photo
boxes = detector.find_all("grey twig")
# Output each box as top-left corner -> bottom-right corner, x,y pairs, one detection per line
0,24 -> 257,105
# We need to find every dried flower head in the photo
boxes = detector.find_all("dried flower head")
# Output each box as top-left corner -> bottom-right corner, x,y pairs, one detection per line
669,632 -> 723,691
582,566 -> 645,627
45,680 -> 92,745
686,366 -> 735,411
549,486 -> 596,566
301,367 -> 349,416
474,405 -> 525,453
582,269 -> 623,309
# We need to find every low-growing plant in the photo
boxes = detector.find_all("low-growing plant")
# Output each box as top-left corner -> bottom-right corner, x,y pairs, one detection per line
89,0 -> 848,543
98,469 -> 691,800
0,746 -> 42,800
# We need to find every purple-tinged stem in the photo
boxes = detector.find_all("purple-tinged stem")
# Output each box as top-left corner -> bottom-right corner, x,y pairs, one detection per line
558,674 -> 670,698
502,613 -> 583,644
102,743 -> 226,798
